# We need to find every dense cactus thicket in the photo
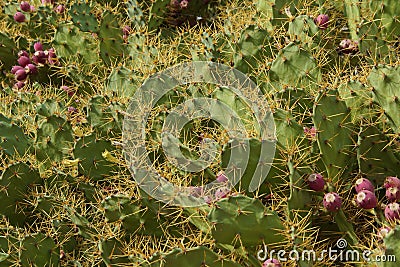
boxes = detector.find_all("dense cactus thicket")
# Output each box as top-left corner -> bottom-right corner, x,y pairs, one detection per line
0,0 -> 400,266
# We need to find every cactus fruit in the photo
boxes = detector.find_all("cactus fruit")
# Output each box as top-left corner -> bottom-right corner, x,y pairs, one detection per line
55,4 -> 65,13
355,190 -> 377,209
377,226 -> 392,239
337,39 -> 359,54
13,12 -> 25,22
354,178 -> 375,193
314,14 -> 329,29
323,192 -> 342,212
307,173 -> 325,191
17,55 -> 30,67
14,69 -> 27,81
385,203 -> 400,221
386,186 -> 400,202
263,258 -> 282,267
33,42 -> 43,51
384,177 -> 400,189
20,1 -> 31,12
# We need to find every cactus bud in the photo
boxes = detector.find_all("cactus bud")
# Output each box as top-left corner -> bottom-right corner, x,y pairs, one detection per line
180,0 -> 189,8
11,65 -> 24,74
377,226 -> 392,239
263,259 -> 281,267
33,42 -> 43,52
14,81 -> 26,89
354,178 -> 374,193
20,1 -> 31,12
307,173 -> 325,191
384,176 -> 400,189
386,186 -> 400,202
215,187 -> 229,200
25,63 -> 38,75
55,4 -> 65,13
14,12 -> 25,22
314,14 -> 329,29
216,171 -> 228,183
384,202 -> 400,221
323,192 -> 342,211
18,50 -> 29,58
355,190 -> 377,209
15,69 -> 27,81
17,56 -> 31,67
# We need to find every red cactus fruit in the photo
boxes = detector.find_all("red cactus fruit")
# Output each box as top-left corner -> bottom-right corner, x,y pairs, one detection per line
355,190 -> 377,209
323,192 -> 342,212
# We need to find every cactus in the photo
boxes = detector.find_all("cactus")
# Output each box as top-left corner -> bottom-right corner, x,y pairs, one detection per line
99,238 -> 132,265
68,2 -> 99,33
104,66 -> 137,98
99,11 -> 125,66
0,32 -> 17,70
357,125 -> 400,182
0,162 -> 41,226
53,24 -> 99,64
367,65 -> 400,134
256,0 -> 300,26
73,134 -> 117,181
207,195 -> 285,248
381,225 -> 400,267
269,42 -> 321,88
35,115 -> 73,163
87,95 -> 124,137
313,89 -> 355,182
148,246 -> 242,267
19,233 -> 60,266
126,0 -> 145,30
233,25 -> 274,74
0,114 -> 32,157
288,15 -> 320,46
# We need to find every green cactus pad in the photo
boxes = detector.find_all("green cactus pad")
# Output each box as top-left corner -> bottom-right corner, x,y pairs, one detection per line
0,33 -> 17,70
73,134 -> 117,181
53,24 -> 99,64
19,233 -> 60,266
99,238 -> 132,265
0,162 -> 41,226
288,15 -> 320,46
99,11 -> 125,66
367,65 -> 400,134
87,95 -> 125,137
104,66 -> 137,98
257,0 -> 300,26
269,42 -> 321,88
207,195 -> 285,248
68,2 -> 99,33
35,115 -> 73,163
0,115 -> 32,157
357,126 -> 400,183
148,246 -> 242,267
381,225 -> 400,267
233,25 -> 274,74
313,89 -> 355,182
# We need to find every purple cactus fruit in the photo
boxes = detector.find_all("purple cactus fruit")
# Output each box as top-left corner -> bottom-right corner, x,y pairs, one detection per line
33,42 -> 43,52
216,171 -> 228,183
55,4 -> 65,13
339,39 -> 352,49
377,226 -> 392,239
323,192 -> 342,212
18,50 -> 29,58
314,14 -> 329,29
384,202 -> 400,221
304,126 -> 317,138
180,0 -> 189,8
32,51 -> 47,64
14,12 -> 26,22
122,25 -> 131,35
25,63 -> 38,75
354,178 -> 375,193
17,56 -> 31,67
47,48 -> 58,65
355,190 -> 377,209
15,69 -> 27,81
20,1 -> 31,12
11,65 -> 24,74
30,5 -> 35,12
204,195 -> 212,204
384,176 -> 400,189
14,81 -> 26,89
307,173 -> 325,191
263,258 -> 281,267
215,187 -> 229,200
386,186 -> 400,202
